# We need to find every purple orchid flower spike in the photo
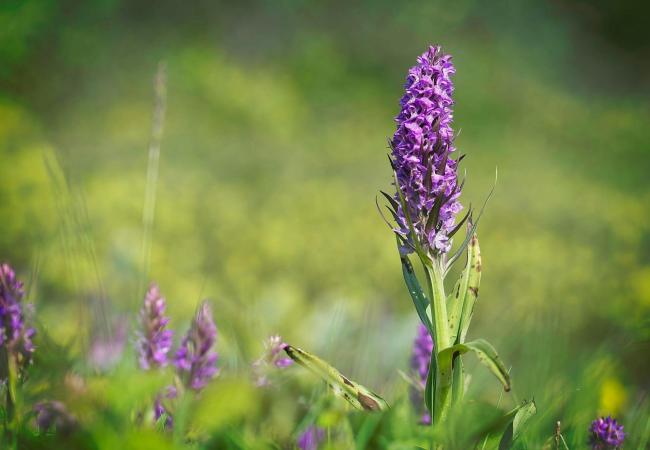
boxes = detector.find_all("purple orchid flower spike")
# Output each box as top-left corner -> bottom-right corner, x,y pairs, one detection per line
589,416 -> 625,449
390,45 -> 464,255
136,283 -> 173,370
0,263 -> 36,376
174,300 -> 219,391
297,425 -> 325,450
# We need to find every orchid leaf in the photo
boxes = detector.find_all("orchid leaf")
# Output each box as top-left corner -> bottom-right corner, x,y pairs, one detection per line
451,355 -> 464,405
498,400 -> 537,450
446,168 -> 496,270
448,233 -> 481,344
284,345 -> 389,412
400,254 -> 433,335
438,339 -> 511,392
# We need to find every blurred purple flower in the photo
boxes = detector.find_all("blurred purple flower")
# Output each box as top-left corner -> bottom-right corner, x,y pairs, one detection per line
33,401 -> 76,433
252,334 -> 293,387
297,425 -> 325,450
410,323 -> 434,425
390,45 -> 462,254
589,416 -> 625,449
154,385 -> 177,429
174,301 -> 218,391
136,283 -> 173,370
0,263 -> 36,374
89,320 -> 127,371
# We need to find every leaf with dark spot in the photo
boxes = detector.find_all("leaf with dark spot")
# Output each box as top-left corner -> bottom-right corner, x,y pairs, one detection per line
284,345 -> 389,412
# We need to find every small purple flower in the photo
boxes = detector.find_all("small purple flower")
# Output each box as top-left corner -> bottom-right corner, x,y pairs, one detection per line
410,323 -> 434,424
174,301 -> 218,391
252,334 -> 293,387
589,416 -> 625,449
33,401 -> 76,433
297,425 -> 325,450
136,283 -> 173,370
390,45 -> 463,254
0,263 -> 36,373
154,385 -> 177,429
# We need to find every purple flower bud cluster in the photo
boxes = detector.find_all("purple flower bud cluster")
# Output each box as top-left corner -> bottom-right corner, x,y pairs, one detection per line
589,416 -> 625,449
390,45 -> 462,254
0,263 -> 36,373
153,385 -> 177,429
252,334 -> 293,387
174,301 -> 219,391
297,425 -> 325,450
410,323 -> 434,425
137,283 -> 173,370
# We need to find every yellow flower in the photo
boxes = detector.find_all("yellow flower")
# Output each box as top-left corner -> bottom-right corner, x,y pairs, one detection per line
599,378 -> 627,417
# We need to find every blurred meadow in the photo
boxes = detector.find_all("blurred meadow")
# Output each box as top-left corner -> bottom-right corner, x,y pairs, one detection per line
1,0 -> 649,448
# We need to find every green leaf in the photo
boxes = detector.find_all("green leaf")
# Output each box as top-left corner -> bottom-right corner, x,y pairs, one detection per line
284,345 -> 389,412
498,400 -> 537,450
446,169 -> 496,269
191,378 -> 257,432
451,355 -> 464,406
438,339 -> 511,392
448,233 -> 481,345
400,254 -> 433,335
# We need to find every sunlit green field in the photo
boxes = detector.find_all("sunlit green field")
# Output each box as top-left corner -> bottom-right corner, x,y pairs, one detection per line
1,1 -> 649,448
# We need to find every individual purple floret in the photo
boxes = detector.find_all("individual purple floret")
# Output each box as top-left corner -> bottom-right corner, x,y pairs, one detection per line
297,425 -> 325,450
390,45 -> 463,254
589,416 -> 625,449
410,323 -> 434,425
174,301 -> 219,391
252,334 -> 294,387
137,283 -> 173,370
0,263 -> 36,372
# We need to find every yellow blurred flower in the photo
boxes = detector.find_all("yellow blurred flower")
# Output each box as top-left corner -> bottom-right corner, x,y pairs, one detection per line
599,378 -> 627,417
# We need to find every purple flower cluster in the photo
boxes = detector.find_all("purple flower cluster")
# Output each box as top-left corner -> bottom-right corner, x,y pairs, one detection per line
391,45 -> 462,254
252,334 -> 293,387
137,283 -> 173,370
174,301 -> 219,391
297,425 -> 325,450
153,385 -> 177,429
589,416 -> 625,449
410,323 -> 434,424
0,263 -> 35,372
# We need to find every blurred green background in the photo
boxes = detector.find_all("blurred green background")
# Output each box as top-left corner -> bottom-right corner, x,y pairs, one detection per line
1,0 -> 649,447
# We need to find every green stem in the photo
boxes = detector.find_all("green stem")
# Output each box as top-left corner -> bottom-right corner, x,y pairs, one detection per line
423,257 -> 452,426
424,260 -> 450,354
